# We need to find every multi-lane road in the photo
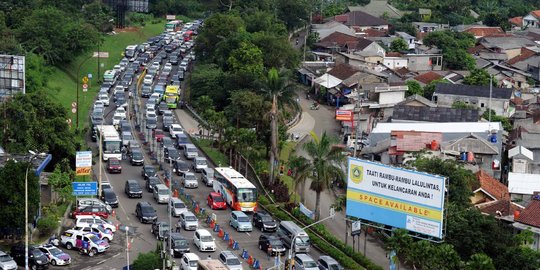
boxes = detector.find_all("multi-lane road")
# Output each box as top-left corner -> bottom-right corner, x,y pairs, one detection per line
46,32 -> 322,270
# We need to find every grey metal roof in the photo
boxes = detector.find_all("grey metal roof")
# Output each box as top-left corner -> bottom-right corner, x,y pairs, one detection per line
515,133 -> 540,149
434,83 -> 513,99
392,105 -> 479,122
441,133 -> 499,154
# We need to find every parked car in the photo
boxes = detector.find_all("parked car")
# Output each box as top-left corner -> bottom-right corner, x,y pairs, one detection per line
169,198 -> 188,217
141,165 -> 157,179
218,250 -> 243,270
207,192 -> 227,210
100,188 -> 119,208
59,230 -> 109,255
151,221 -> 170,240
146,176 -> 160,192
71,205 -> 109,219
135,201 -> 157,224
252,212 -> 277,232
193,229 -> 216,252
229,211 -> 252,232
162,116 -> 174,131
317,255 -> 344,270
0,250 -> 17,270
124,179 -> 143,198
10,245 -> 49,270
181,172 -> 198,188
152,128 -> 165,142
38,244 -> 71,266
293,254 -> 318,270
180,253 -> 200,270
153,184 -> 170,204
258,234 -> 286,256
75,215 -> 116,232
76,198 -> 112,215
179,211 -> 198,231
72,224 -> 114,242
164,232 -> 190,257
106,158 -> 122,173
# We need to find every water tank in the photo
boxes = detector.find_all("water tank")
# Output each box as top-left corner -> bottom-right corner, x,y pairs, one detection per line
490,134 -> 497,143
467,152 -> 474,162
460,152 -> 467,161
514,210 -> 521,219
430,140 -> 439,150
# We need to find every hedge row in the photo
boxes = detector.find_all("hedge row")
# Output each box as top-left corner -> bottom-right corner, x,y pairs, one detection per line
259,197 -> 381,270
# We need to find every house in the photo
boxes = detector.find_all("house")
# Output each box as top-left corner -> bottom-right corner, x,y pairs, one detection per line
476,199 -> 524,220
396,32 -> 416,50
412,71 -> 443,86
314,32 -> 359,54
406,54 -> 443,71
441,133 -> 501,175
391,105 -> 479,123
523,10 -> 540,28
462,26 -> 505,39
471,170 -> 510,205
346,37 -> 386,56
513,197 -> 540,250
413,22 -> 450,33
508,146 -> 534,173
312,21 -> 356,40
338,10 -> 389,31
347,1 -> 403,19
432,83 -> 514,116
394,94 -> 436,107
383,53 -> 408,69
335,52 -> 381,70
509,17 -> 524,30
487,63 -> 533,90
479,36 -> 536,59
508,173 -> 540,204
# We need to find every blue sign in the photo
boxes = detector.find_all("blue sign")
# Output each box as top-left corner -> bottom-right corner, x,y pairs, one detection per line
299,203 -> 314,219
72,182 -> 98,196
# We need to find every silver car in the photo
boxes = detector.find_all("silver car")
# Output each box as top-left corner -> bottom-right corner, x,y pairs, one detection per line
178,211 -> 198,231
182,172 -> 198,188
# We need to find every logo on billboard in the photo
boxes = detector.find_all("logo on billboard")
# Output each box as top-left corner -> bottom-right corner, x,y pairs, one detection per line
350,165 -> 363,184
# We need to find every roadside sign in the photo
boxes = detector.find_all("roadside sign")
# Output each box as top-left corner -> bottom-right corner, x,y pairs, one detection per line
71,102 -> 77,108
76,151 -> 92,176
93,52 -> 110,58
166,15 -> 176,20
82,84 -> 88,89
71,108 -> 77,114
72,182 -> 97,196
352,221 -> 362,236
336,110 -> 353,121
82,76 -> 89,84
88,73 -> 93,79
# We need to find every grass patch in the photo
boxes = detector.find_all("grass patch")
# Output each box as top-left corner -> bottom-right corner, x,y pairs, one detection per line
47,21 -> 165,131
193,139 -> 229,167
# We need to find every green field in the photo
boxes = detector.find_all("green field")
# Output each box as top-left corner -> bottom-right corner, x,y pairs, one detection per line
48,20 -> 165,130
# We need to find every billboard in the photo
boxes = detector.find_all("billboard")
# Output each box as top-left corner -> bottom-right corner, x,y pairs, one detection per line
0,55 -> 25,102
346,158 -> 446,238
76,151 -> 92,176
335,110 -> 353,121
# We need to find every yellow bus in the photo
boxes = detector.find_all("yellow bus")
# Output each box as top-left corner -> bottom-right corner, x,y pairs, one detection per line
164,85 -> 180,109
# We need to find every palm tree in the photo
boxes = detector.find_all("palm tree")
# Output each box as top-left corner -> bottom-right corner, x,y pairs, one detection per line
303,131 -> 345,220
288,154 -> 310,204
259,68 -> 296,185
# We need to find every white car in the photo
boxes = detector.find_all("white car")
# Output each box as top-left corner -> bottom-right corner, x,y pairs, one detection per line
169,197 -> 188,217
179,61 -> 188,71
143,74 -> 154,85
163,63 -> 173,72
38,244 -> 72,266
116,107 -> 127,119
112,113 -> 125,126
93,101 -> 105,111
73,224 -> 114,242
98,94 -> 109,106
146,106 -> 156,116
60,229 -> 109,255
75,215 -> 117,233
193,229 -> 216,252
0,251 -> 17,270
151,61 -> 160,70
169,124 -> 184,138
180,253 -> 200,270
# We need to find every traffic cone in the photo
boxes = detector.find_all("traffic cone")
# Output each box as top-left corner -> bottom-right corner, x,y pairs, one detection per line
116,223 -> 119,231
247,256 -> 253,265
228,238 -> 233,247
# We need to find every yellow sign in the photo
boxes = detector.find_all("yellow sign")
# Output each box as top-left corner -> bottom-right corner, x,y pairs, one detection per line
76,167 -> 91,176
82,76 -> 89,84
349,164 -> 363,184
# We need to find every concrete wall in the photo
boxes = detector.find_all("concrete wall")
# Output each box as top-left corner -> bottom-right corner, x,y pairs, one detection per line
379,91 -> 405,105
407,55 -> 443,71
433,93 -> 509,116
383,57 -> 408,69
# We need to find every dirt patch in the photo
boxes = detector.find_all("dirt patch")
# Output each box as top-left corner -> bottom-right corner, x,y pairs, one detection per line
114,26 -> 140,32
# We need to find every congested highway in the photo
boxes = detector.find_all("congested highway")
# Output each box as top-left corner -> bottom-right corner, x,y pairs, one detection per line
46,21 -> 323,270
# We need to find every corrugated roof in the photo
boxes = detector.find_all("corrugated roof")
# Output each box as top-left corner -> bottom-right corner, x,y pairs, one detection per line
371,122 -> 502,134
508,146 -> 534,161
434,83 -> 513,99
464,26 -> 504,37
441,133 -> 499,155
392,105 -> 479,122
315,32 -> 358,48
508,172 -> 540,195
475,170 -> 510,201
327,64 -> 360,80
507,47 -> 537,65
346,11 -> 388,27
515,198 -> 540,227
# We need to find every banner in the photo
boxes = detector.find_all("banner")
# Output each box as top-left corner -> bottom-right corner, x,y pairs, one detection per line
335,110 -> 353,121
76,151 -> 92,176
299,203 -> 314,219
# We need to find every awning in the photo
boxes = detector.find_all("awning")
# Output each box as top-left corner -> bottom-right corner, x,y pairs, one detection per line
314,73 -> 342,88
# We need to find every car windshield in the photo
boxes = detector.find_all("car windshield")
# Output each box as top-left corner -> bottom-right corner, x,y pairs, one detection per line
237,188 -> 257,202
213,196 -> 224,202
132,152 -> 142,159
160,224 -> 170,231
145,167 -> 156,174
185,174 -> 196,181
177,162 -> 188,169
296,236 -> 310,246
174,239 -> 187,246
109,160 -> 120,166
174,202 -> 186,208
201,235 -> 213,242
261,216 -> 273,222
269,239 -> 282,246
168,149 -> 178,156
104,192 -> 116,200
227,258 -> 241,265
196,159 -> 206,165
158,189 -> 169,195
147,118 -> 157,124
329,264 -> 343,270
0,254 -> 12,262
88,235 -> 100,243
303,261 -> 317,268
142,207 -> 155,214
237,216 -> 249,222
48,247 -> 63,256
31,249 -> 45,257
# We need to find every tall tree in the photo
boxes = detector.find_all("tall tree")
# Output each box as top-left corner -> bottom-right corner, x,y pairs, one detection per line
288,154 -> 310,203
390,38 -> 409,52
406,80 -> 423,97
259,68 -> 296,185
463,69 -> 495,86
303,132 -> 345,220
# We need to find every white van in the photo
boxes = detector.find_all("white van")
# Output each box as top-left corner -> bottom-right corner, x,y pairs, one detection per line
277,221 -> 311,253
183,144 -> 198,160
201,168 -> 215,187
153,184 -> 170,204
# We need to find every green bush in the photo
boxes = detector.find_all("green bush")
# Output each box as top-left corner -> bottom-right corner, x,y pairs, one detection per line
37,215 -> 58,236
133,251 -> 161,270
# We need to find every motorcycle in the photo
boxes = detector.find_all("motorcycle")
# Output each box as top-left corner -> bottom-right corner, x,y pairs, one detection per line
310,103 -> 320,110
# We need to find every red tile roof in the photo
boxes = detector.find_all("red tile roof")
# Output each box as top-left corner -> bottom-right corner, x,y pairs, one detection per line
386,52 -> 402,57
515,198 -> 540,227
362,28 -> 388,37
316,32 -> 358,48
334,14 -> 349,23
507,47 -> 537,65
467,44 -> 486,54
464,26 -> 505,38
327,64 -> 359,80
413,71 -> 443,85
531,10 -> 540,19
509,16 -> 523,26
477,200 -> 524,216
475,170 -> 510,201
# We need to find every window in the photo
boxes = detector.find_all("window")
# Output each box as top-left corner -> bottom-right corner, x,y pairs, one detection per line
481,103 -> 485,107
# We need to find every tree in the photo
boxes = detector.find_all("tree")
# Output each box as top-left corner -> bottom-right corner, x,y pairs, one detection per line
82,1 -> 113,32
224,90 -> 265,129
251,32 -> 300,69
47,163 -> 73,202
303,132 -> 345,220
463,69 -> 494,86
275,0 -> 310,31
465,254 -> 495,270
406,80 -> 423,97
481,109 -> 512,131
288,154 -> 310,203
259,68 -> 296,185
444,49 -> 476,70
0,160 -> 40,238
227,41 -> 264,78
423,31 -> 476,70
390,38 -> 409,52
452,101 -> 476,109
423,79 -> 449,100
190,64 -> 228,109
195,13 -> 245,62
385,229 -> 413,262
132,251 -> 161,270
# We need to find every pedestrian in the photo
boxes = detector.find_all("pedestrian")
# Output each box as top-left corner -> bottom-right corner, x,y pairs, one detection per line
175,222 -> 181,233
207,254 -> 212,260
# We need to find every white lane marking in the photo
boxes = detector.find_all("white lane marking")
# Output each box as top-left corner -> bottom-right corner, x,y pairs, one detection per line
97,259 -> 107,264
112,253 -> 121,258
245,232 -> 250,236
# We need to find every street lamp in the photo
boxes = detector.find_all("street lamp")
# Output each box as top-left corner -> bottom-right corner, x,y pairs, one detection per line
126,226 -> 130,270
287,213 -> 335,270
25,150 -> 40,270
